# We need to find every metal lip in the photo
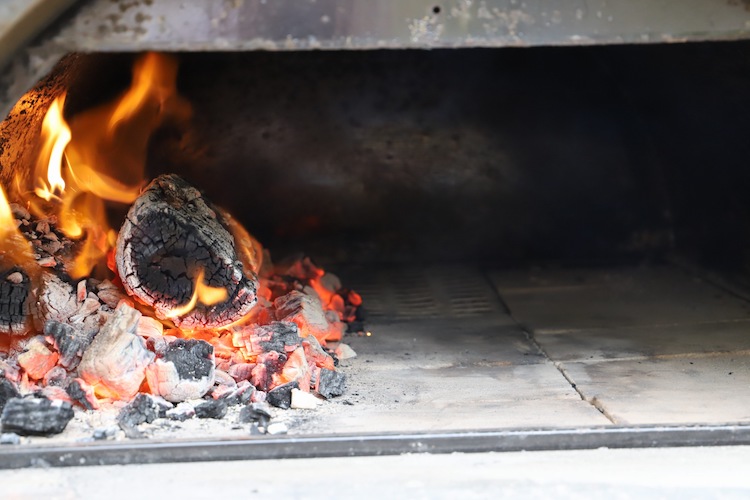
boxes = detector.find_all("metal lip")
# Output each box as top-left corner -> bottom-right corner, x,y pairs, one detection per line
2,423 -> 750,469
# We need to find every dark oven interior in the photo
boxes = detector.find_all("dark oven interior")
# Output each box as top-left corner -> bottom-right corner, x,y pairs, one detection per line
2,40 -> 750,450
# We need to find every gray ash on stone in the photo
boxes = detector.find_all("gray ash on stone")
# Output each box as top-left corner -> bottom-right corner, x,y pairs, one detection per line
194,399 -> 227,419
45,320 -> 95,370
1,396 -> 74,436
267,381 -> 299,409
163,339 -> 213,380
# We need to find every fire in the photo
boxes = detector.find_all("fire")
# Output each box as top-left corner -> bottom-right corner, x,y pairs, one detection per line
0,184 -> 35,268
165,269 -> 229,320
28,52 -> 190,278
34,95 -> 70,201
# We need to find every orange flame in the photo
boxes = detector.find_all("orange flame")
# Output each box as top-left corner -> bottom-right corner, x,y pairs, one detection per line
0,184 -> 35,268
28,52 -> 191,278
34,94 -> 70,201
165,269 -> 229,319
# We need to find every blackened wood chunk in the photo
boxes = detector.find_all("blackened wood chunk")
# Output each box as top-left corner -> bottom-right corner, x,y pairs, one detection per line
194,399 -> 227,419
238,402 -> 272,426
0,379 -> 20,413
0,268 -> 31,335
165,339 -> 213,380
65,380 -> 95,411
45,320 -> 95,370
166,402 -> 195,421
117,393 -> 160,438
260,322 -> 302,354
317,369 -> 346,399
1,396 -> 74,436
266,381 -> 299,409
116,174 -> 258,329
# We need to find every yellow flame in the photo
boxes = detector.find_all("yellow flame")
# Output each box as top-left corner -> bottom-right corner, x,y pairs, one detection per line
165,269 -> 228,319
0,185 -> 35,267
34,95 -> 70,201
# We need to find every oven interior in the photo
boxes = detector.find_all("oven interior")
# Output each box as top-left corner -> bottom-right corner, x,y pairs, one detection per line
2,41 -> 750,442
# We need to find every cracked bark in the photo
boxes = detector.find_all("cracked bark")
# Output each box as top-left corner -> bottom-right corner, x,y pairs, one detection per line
115,174 -> 258,329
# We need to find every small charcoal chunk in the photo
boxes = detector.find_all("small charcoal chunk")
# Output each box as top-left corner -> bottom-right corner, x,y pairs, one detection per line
117,393 -> 160,438
166,402 -> 195,421
0,379 -> 20,413
266,381 -> 299,409
317,369 -> 346,399
1,397 -> 74,436
194,399 -> 228,419
66,380 -> 96,410
259,322 -> 302,354
238,402 -> 272,426
0,432 -> 21,445
92,427 -> 118,441
163,339 -> 214,380
44,320 -> 95,370
0,267 -> 31,335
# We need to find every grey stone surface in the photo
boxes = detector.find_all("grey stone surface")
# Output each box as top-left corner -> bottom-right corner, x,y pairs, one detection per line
3,447 -> 750,499
491,266 -> 750,332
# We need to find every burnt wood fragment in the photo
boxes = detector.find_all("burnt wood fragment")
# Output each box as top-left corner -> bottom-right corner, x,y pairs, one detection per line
45,320 -> 95,370
0,267 -> 31,335
317,369 -> 346,399
117,393 -> 161,438
0,379 -> 20,413
266,381 -> 299,409
1,396 -> 74,436
238,401 -> 272,426
194,399 -> 227,419
115,174 -> 258,329
166,402 -> 195,421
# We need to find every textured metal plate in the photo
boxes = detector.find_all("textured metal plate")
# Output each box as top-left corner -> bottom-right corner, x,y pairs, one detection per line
1,425 -> 750,469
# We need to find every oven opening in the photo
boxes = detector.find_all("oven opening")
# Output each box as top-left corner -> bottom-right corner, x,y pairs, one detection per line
2,41 -> 750,461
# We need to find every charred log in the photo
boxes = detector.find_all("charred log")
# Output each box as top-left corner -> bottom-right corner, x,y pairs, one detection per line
116,174 -> 258,329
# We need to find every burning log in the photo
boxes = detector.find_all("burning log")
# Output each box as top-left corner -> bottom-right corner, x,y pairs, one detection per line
1,396 -> 74,436
145,338 -> 215,402
78,302 -> 154,400
115,174 -> 258,329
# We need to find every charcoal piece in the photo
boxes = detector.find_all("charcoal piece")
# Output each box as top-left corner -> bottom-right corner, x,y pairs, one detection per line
115,174 -> 258,329
266,381 -> 299,410
250,351 -> 287,392
151,396 -> 174,418
43,366 -> 69,387
317,369 -> 346,399
238,402 -> 272,426
65,379 -> 99,410
166,402 -> 195,421
0,267 -> 31,335
194,399 -> 227,419
259,322 -> 302,354
145,338 -> 215,403
0,432 -> 21,445
92,426 -> 118,441
117,393 -> 159,438
274,291 -> 331,342
0,379 -> 20,413
44,320 -> 95,370
1,397 -> 74,436
220,381 -> 254,406
164,339 -> 213,379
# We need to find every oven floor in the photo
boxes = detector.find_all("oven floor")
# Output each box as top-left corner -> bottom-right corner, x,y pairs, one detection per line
298,264 -> 750,433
